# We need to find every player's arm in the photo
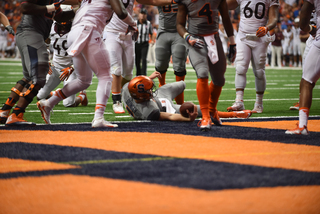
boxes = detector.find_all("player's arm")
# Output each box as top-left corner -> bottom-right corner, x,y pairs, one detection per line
136,0 -> 177,6
0,12 -> 10,26
158,111 -> 197,122
176,3 -> 188,38
111,0 -> 136,27
300,1 -> 316,35
226,0 -> 239,10
265,5 -> 278,31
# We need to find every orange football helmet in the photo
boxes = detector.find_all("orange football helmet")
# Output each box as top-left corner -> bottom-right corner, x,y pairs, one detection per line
128,76 -> 155,101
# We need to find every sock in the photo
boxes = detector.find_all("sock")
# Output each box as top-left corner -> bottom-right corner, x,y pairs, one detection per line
2,97 -> 17,110
12,106 -> 25,116
47,89 -> 66,108
208,81 -> 222,113
196,78 -> 210,119
174,75 -> 185,104
112,92 -> 121,104
218,111 -> 236,118
77,93 -> 85,102
299,107 -> 309,128
94,104 -> 106,119
158,72 -> 166,87
235,90 -> 244,102
255,93 -> 264,105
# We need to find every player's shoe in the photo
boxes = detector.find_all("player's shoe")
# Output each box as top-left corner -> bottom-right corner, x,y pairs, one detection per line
235,110 -> 252,119
289,102 -> 299,110
37,100 -> 52,124
5,113 -> 36,127
113,101 -> 125,114
0,109 -> 11,124
252,103 -> 263,113
285,124 -> 309,135
79,90 -> 88,106
227,101 -> 245,112
210,111 -> 222,126
92,117 -> 118,128
197,118 -> 212,131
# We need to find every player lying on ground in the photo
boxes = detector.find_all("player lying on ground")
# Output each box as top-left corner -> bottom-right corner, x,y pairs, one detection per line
122,72 -> 252,123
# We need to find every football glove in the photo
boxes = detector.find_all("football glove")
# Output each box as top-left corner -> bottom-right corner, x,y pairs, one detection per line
46,0 -> 65,14
48,63 -> 53,75
126,25 -> 139,41
309,25 -> 317,37
184,33 -> 205,48
227,44 -> 236,63
256,26 -> 268,37
60,65 -> 74,81
5,25 -> 15,35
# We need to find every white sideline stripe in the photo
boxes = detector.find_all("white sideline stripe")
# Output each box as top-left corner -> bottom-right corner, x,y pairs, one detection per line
69,112 -> 112,115
28,110 -> 69,113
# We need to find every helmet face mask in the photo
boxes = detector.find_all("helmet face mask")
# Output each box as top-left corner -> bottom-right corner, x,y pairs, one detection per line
128,76 -> 156,102
54,21 -> 72,36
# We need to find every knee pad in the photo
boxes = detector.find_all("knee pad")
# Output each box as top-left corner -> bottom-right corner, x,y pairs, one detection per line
155,47 -> 171,72
174,69 -> 186,77
20,83 -> 39,103
172,44 -> 187,73
11,79 -> 28,96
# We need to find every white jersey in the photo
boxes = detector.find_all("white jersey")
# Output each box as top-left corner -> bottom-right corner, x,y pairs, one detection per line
292,26 -> 301,43
49,24 -> 73,70
0,28 -> 8,43
237,0 -> 279,34
307,0 -> 320,37
105,0 -> 134,33
72,0 -> 114,34
283,29 -> 293,45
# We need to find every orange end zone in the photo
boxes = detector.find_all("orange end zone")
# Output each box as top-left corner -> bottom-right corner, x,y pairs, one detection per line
0,175 -> 319,214
0,158 -> 79,173
224,119 -> 320,132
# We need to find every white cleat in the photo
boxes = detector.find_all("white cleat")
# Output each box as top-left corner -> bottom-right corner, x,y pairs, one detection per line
92,117 -> 118,128
227,101 -> 245,112
113,101 -> 125,114
37,100 -> 52,124
285,124 -> 309,135
252,103 -> 263,113
289,102 -> 299,110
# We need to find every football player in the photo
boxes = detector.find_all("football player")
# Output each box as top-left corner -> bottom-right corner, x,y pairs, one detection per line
37,20 -> 88,108
176,0 -> 237,131
226,0 -> 279,114
286,0 -> 319,135
122,72 -> 252,121
2,0 -> 77,126
282,23 -> 294,67
155,2 -> 188,105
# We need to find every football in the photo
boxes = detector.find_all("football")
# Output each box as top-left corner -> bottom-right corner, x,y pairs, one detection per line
179,102 -> 195,118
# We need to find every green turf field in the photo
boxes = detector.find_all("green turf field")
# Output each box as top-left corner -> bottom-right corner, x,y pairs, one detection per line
0,59 -> 319,124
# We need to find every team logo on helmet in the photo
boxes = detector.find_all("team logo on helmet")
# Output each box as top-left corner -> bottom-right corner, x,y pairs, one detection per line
128,76 -> 156,101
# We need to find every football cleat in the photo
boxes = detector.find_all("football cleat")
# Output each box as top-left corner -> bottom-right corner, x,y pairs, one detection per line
210,111 -> 222,126
285,124 -> 309,135
289,102 -> 299,110
252,103 -> 263,113
5,113 -> 36,127
113,101 -> 125,114
0,109 -> 11,124
79,90 -> 88,106
235,110 -> 252,119
227,101 -> 245,112
37,100 -> 52,124
92,117 -> 118,128
197,118 -> 212,131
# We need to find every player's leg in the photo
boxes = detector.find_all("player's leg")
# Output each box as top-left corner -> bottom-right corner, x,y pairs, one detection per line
83,30 -> 117,127
157,81 -> 186,102
227,38 -> 251,112
251,41 -> 268,113
189,44 -> 211,131
37,66 -> 61,100
155,32 -> 171,87
172,33 -> 187,104
208,34 -> 226,126
6,32 -> 49,126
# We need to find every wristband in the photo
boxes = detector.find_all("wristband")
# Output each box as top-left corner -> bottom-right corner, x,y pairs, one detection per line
122,14 -> 135,27
46,4 -> 55,13
309,24 -> 313,32
183,32 -> 189,39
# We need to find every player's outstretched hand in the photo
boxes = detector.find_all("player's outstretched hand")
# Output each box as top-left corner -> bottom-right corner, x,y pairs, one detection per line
60,66 -> 74,81
256,26 -> 268,37
5,25 -> 15,35
184,33 -> 205,48
227,44 -> 236,63
149,71 -> 162,80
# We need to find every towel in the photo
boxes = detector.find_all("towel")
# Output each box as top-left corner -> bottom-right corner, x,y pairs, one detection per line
204,34 -> 219,64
